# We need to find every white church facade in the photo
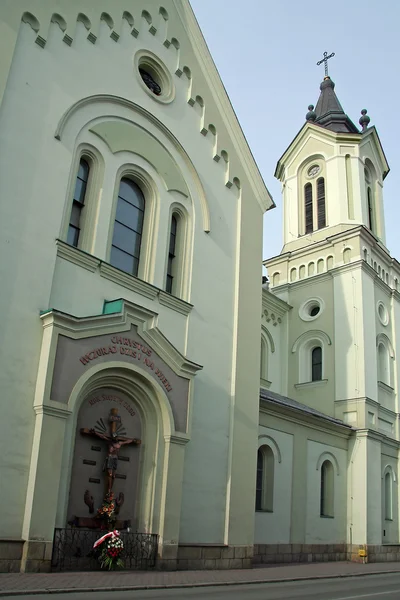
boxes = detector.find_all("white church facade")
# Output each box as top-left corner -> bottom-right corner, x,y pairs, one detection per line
0,1 -> 399,573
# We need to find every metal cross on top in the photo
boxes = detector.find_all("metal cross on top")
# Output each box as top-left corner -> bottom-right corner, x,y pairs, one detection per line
317,51 -> 335,77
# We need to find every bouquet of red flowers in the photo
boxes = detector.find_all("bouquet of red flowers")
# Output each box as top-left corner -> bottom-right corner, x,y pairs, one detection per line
93,530 -> 124,570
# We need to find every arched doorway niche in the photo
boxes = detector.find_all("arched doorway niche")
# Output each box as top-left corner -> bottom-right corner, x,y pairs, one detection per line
56,361 -> 179,542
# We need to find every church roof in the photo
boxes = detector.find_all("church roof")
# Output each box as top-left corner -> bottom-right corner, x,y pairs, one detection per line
306,77 -> 359,134
260,388 -> 353,430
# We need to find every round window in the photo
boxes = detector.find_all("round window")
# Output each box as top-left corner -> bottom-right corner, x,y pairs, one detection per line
377,301 -> 389,326
307,164 -> 320,178
299,297 -> 325,322
134,51 -> 175,104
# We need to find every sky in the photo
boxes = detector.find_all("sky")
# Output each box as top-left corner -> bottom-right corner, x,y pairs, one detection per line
189,0 -> 400,267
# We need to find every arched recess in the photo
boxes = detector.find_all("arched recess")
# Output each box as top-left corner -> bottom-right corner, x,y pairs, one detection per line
261,326 -> 275,353
292,330 -> 332,354
60,142 -> 105,254
316,451 -> 340,475
258,434 -> 282,463
57,362 -> 178,538
260,326 -> 275,383
382,465 -> 396,522
54,94 -> 211,232
376,333 -> 395,388
382,464 -> 397,483
297,153 -> 327,235
164,202 -> 192,300
376,333 -> 395,358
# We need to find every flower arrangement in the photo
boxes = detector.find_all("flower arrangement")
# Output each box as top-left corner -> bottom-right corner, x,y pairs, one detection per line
96,492 -> 116,525
93,530 -> 124,570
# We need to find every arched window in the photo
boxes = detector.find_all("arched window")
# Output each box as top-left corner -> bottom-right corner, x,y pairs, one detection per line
260,336 -> 268,381
67,158 -> 90,247
110,178 -> 145,277
304,183 -> 313,233
317,177 -> 326,229
367,187 -> 374,233
255,445 -> 274,512
166,214 -> 178,294
320,460 -> 334,517
385,471 -> 393,520
312,346 -> 322,381
378,343 -> 390,386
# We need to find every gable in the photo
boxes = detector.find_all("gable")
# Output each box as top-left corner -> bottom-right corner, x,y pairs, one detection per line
0,0 -> 273,213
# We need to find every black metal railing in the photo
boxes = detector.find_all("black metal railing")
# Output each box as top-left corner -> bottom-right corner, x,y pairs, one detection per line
51,528 -> 158,571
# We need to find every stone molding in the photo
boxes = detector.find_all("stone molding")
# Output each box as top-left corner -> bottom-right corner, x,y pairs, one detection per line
56,241 -> 194,317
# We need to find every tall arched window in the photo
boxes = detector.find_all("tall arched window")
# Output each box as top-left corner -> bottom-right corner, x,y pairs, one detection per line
255,445 -> 275,512
385,471 -> 393,520
317,177 -> 326,229
378,343 -> 390,386
304,183 -> 313,233
367,187 -> 374,233
312,346 -> 322,381
110,178 -> 145,277
67,158 -> 90,247
260,336 -> 268,381
320,460 -> 334,517
166,214 -> 178,294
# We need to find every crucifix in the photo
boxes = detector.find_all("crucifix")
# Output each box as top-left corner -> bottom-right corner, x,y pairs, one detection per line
316,51 -> 335,77
81,408 -> 141,495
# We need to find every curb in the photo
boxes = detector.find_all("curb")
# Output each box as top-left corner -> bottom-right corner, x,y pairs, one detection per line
1,568 -> 400,596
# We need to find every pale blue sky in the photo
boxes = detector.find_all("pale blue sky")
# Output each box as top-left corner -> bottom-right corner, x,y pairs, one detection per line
190,0 -> 399,265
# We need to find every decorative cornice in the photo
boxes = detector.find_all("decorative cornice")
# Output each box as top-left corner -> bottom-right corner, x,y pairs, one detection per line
158,291 -> 193,316
99,262 -> 158,300
56,239 -> 99,272
294,379 -> 328,389
353,428 -> 400,448
262,289 -> 291,315
40,301 -> 203,380
33,403 -> 72,419
56,242 -> 193,316
164,434 -> 190,446
259,398 -> 352,439
172,0 -> 274,213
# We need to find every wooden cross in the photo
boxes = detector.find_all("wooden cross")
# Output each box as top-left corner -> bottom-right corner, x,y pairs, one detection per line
317,51 -> 335,77
81,408 -> 141,495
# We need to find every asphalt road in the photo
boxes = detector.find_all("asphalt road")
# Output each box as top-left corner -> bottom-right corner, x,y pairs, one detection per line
3,572 -> 400,600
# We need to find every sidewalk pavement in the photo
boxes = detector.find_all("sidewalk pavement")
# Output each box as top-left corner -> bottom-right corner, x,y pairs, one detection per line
1,561 -> 400,596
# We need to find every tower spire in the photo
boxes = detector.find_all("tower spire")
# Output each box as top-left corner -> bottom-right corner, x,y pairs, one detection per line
305,53 -> 359,134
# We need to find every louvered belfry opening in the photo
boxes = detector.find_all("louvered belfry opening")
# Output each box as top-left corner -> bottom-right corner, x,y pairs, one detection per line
304,183 -> 313,233
317,177 -> 326,229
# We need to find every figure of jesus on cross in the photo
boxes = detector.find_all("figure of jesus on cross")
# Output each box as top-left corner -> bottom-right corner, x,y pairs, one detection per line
81,408 -> 141,495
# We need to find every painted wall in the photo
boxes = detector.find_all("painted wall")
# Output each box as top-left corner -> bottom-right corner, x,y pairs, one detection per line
0,2 -> 271,547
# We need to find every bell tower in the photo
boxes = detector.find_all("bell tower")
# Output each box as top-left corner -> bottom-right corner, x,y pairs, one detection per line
275,54 -> 389,255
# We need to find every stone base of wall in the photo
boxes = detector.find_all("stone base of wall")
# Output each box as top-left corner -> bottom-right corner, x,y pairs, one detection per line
255,543 -> 400,565
358,544 -> 400,563
20,540 -> 52,573
157,545 -> 253,571
0,540 -> 24,573
253,543 -> 347,565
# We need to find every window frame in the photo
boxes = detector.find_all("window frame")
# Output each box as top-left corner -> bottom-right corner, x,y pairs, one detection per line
62,145 -> 104,254
110,177 -> 146,278
255,445 -> 275,513
107,166 -> 158,283
300,160 -> 327,236
67,158 -> 90,248
165,213 -> 179,294
320,459 -> 334,518
162,204 -> 189,299
311,346 -> 323,382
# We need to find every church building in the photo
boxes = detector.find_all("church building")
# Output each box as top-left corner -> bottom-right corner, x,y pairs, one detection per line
0,1 -> 398,573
